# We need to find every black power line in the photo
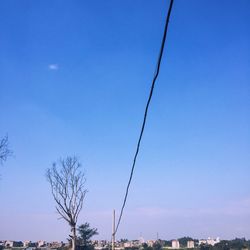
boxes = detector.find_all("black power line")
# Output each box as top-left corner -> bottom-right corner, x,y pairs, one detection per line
114,0 -> 175,236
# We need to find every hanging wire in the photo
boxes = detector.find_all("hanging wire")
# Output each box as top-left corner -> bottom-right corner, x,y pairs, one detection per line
114,0 -> 175,236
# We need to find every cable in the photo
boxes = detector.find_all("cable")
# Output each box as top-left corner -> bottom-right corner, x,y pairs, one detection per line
114,0 -> 175,236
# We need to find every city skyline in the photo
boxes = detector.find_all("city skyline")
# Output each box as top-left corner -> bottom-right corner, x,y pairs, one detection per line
0,0 -> 250,242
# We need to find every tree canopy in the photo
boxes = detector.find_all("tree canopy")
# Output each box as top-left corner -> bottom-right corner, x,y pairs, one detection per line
77,222 -> 98,250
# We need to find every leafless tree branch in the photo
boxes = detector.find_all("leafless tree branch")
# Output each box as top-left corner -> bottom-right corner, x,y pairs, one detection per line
0,135 -> 12,165
46,156 -> 87,250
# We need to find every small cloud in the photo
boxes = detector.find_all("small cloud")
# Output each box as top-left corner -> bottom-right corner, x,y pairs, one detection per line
48,64 -> 59,70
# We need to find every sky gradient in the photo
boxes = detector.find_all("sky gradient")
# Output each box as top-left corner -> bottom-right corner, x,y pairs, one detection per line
0,0 -> 250,242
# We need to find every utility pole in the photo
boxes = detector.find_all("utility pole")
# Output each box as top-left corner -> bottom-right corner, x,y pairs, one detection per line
112,209 -> 115,250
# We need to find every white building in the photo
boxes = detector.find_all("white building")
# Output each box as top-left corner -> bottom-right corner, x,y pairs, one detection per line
23,240 -> 31,247
124,242 -> 132,248
187,241 -> 194,248
147,240 -> 156,247
5,241 -> 23,247
38,240 -> 46,247
199,237 -> 220,246
172,240 -> 180,249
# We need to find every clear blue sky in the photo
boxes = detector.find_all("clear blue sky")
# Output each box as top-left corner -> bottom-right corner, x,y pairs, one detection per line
0,0 -> 249,242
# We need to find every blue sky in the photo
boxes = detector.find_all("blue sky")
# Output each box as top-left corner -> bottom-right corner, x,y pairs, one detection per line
0,0 -> 250,242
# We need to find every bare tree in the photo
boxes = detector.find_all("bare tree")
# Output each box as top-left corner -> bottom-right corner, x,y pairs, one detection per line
46,156 -> 87,250
0,135 -> 12,165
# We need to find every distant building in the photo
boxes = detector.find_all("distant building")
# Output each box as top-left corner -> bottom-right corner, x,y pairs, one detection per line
187,241 -> 194,248
23,240 -> 31,247
38,240 -> 46,247
49,241 -> 64,249
199,237 -> 220,246
124,242 -> 132,248
5,241 -> 23,248
147,240 -> 156,247
94,240 -> 108,249
172,240 -> 180,249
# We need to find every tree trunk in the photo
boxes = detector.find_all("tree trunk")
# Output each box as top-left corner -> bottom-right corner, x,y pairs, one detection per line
71,226 -> 76,250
